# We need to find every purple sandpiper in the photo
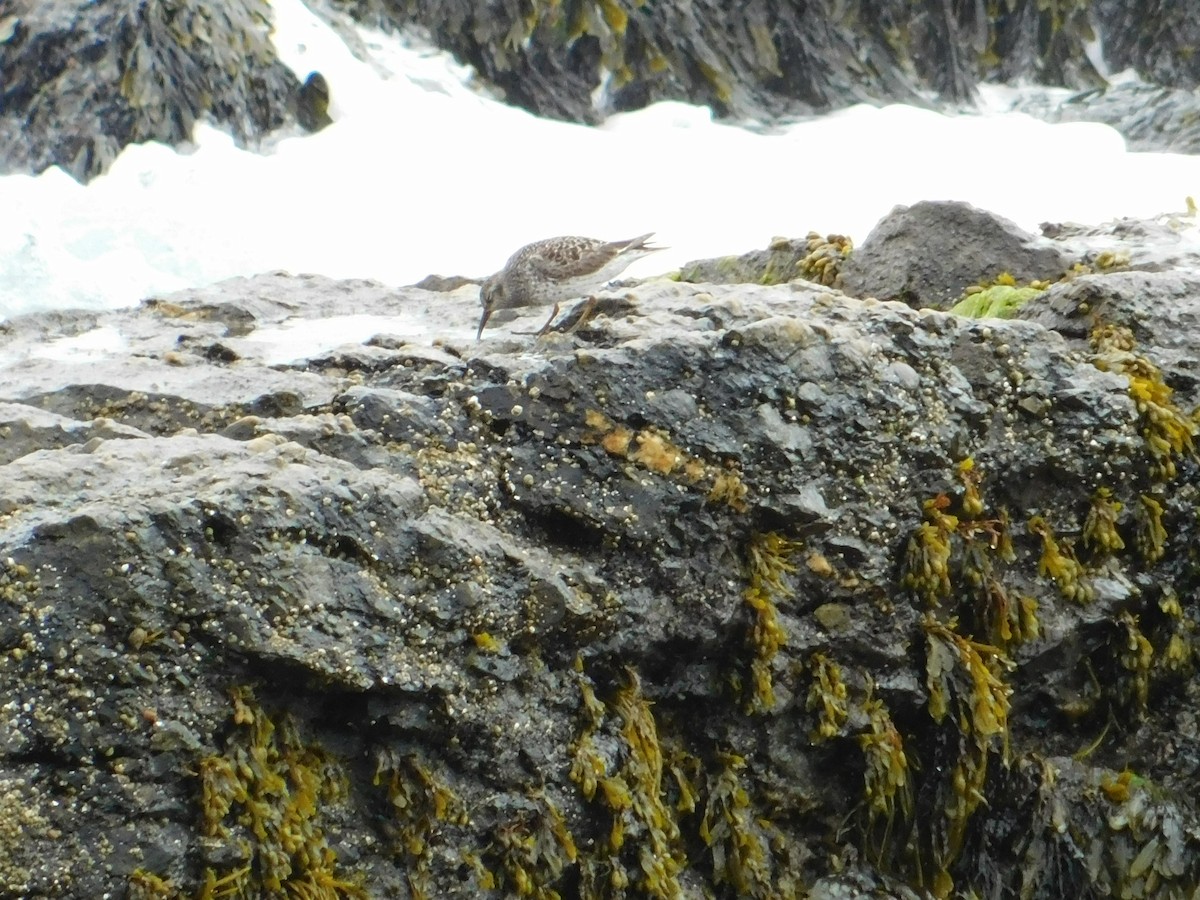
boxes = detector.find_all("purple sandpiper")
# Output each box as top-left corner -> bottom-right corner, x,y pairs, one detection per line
477,233 -> 663,339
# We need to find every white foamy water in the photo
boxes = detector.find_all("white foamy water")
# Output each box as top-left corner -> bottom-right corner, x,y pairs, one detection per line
1,0 -> 1198,330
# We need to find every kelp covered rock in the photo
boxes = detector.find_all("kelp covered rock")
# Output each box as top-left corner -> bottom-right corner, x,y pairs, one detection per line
1,209 -> 1200,897
0,0 -> 302,181
338,0 -> 1104,122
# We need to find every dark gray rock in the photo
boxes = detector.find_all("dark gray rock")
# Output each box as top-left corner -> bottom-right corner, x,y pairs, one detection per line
1094,0 -> 1200,91
839,200 -> 1077,310
0,0 -> 302,182
339,0 -> 1101,124
1,213 -> 1199,897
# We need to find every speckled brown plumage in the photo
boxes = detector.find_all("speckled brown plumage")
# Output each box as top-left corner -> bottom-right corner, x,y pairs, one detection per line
477,233 -> 662,339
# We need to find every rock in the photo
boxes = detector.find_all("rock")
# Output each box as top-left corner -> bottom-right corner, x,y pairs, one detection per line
1093,0 -> 1200,92
295,71 -> 332,133
340,0 -> 1102,123
1013,82 -> 1200,154
1,210 -> 1200,897
411,273 -> 480,292
839,200 -> 1076,310
1017,269 -> 1200,404
0,0 -> 301,182
678,236 -> 812,285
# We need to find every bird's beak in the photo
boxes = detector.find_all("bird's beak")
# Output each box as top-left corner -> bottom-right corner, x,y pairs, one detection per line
476,306 -> 492,341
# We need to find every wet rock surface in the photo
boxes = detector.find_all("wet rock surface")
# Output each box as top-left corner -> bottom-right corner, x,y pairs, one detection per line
3,207 -> 1200,897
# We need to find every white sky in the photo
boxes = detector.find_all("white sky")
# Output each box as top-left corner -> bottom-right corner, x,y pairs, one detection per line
1,0 -> 1198,323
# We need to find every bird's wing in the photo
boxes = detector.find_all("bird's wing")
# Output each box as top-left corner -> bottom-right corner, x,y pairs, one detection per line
525,237 -> 616,280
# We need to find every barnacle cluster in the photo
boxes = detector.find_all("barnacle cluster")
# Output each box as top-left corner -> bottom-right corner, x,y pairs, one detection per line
1091,323 -> 1197,482
797,232 -> 853,287
585,410 -> 749,511
0,556 -> 37,604
188,686 -> 365,900
742,531 -> 798,713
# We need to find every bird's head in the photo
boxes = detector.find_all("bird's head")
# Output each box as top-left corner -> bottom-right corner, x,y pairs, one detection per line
476,275 -> 505,340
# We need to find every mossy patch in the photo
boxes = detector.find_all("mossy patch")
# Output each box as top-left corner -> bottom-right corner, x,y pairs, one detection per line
950,284 -> 1045,318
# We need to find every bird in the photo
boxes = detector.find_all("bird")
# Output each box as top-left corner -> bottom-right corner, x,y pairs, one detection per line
476,233 -> 663,340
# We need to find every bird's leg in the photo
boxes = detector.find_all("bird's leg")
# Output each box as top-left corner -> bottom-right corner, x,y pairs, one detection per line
564,296 -> 598,334
535,302 -> 561,336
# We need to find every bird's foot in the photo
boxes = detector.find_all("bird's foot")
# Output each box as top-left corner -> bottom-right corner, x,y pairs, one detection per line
564,296 -> 599,334
535,303 -> 561,337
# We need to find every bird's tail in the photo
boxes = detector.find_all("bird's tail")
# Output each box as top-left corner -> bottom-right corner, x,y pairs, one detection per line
614,232 -> 665,253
